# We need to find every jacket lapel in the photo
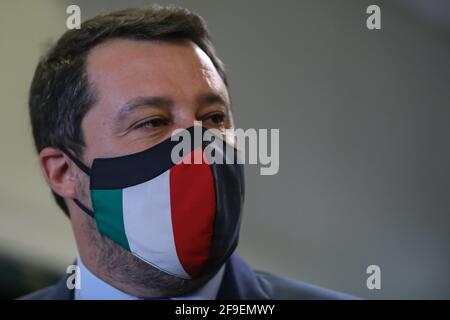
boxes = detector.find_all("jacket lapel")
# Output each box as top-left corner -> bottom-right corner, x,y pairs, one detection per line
217,254 -> 270,300
44,276 -> 74,300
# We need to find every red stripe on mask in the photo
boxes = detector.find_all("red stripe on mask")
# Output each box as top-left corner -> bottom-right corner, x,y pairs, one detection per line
169,148 -> 216,278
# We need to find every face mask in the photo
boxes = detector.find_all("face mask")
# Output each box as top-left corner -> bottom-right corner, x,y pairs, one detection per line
60,126 -> 244,279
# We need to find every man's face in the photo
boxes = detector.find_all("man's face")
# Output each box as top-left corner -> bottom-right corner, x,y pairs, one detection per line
82,38 -> 232,163
71,39 -> 233,296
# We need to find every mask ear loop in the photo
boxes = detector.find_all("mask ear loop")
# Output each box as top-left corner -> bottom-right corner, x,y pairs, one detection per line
73,199 -> 94,218
59,146 -> 95,218
59,146 -> 91,176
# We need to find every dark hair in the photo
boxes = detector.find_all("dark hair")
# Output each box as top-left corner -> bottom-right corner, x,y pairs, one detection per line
29,5 -> 227,216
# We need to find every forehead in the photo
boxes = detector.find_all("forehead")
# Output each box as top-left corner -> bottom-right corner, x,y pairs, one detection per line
85,38 -> 228,104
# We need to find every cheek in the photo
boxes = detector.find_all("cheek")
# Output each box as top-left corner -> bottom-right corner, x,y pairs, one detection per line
81,106 -> 117,160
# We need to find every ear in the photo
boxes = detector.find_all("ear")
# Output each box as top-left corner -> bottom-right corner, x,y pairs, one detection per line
39,147 -> 77,199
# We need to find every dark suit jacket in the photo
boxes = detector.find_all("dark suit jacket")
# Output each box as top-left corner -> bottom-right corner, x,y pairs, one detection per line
20,254 -> 356,300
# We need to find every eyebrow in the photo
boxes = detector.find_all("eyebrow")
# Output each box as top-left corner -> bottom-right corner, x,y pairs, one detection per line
115,92 -> 230,128
197,92 -> 229,109
116,96 -> 173,126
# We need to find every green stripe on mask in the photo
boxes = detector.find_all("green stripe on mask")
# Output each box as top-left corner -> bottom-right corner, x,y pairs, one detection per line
91,188 -> 130,251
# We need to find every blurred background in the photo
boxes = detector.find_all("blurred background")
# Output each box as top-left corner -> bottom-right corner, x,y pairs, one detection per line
1,0 -> 449,299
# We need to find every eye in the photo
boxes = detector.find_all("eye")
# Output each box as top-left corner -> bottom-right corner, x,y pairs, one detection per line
134,117 -> 169,129
204,112 -> 226,125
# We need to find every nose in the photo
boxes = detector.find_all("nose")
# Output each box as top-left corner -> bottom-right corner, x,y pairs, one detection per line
170,102 -> 201,131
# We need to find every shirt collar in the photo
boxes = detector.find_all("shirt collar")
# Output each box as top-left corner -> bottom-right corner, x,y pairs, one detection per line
75,256 -> 225,300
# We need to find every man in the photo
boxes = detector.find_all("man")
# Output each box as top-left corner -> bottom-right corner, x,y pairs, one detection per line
23,5 -> 354,300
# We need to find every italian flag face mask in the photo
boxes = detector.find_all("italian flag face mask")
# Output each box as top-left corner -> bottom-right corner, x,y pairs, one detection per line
60,126 -> 244,279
